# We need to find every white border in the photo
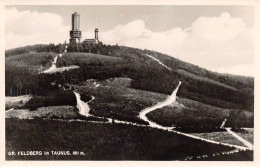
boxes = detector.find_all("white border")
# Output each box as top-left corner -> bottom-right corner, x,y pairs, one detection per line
0,0 -> 259,167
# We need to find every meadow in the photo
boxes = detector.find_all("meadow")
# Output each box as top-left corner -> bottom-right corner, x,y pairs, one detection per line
6,118 -> 234,160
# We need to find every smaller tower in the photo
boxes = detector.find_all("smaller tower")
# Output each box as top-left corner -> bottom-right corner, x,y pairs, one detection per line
95,28 -> 99,41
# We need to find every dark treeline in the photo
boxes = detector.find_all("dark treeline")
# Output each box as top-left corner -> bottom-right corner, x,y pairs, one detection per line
37,65 -> 128,85
147,105 -> 254,129
5,43 -> 66,57
5,42 -> 120,58
66,42 -> 120,56
5,52 -> 57,96
56,52 -> 122,68
23,89 -> 77,111
5,65 -> 39,96
178,76 -> 254,111
225,110 -> 254,128
6,87 -> 32,96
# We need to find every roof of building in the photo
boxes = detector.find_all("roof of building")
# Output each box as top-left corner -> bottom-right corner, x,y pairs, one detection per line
83,39 -> 98,43
84,39 -> 96,41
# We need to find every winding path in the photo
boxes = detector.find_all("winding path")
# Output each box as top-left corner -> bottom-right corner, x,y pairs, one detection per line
42,55 -> 59,73
145,54 -> 172,71
74,92 -> 91,117
73,91 -> 148,126
139,81 -> 181,130
138,54 -> 252,152
71,54 -> 253,153
42,46 -> 78,74
226,128 -> 253,150
134,54 -> 254,160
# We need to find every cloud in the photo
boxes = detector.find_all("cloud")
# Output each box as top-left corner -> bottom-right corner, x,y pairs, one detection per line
215,63 -> 254,76
5,7 -> 70,49
5,7 -> 253,76
99,20 -> 187,55
98,13 -> 253,76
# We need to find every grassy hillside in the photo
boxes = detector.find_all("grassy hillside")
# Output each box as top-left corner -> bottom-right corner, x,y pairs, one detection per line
5,44 -> 254,161
143,48 -> 253,93
5,43 -> 254,112
6,44 -> 50,57
5,43 -> 64,57
6,118 -> 233,160
6,52 -> 56,73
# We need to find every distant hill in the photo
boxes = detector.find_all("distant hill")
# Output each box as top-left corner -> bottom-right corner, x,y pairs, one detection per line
5,43 -> 254,111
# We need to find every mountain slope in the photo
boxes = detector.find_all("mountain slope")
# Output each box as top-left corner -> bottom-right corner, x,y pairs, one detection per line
5,44 -> 254,111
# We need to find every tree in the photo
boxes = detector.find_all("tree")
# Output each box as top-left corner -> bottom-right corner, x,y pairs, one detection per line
229,110 -> 247,129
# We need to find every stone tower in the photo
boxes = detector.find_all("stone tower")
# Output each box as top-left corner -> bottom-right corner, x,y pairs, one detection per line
70,12 -> 81,43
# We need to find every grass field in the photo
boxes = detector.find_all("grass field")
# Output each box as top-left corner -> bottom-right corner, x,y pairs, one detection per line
6,118 -> 234,160
72,78 -> 168,124
6,106 -> 76,119
5,95 -> 32,110
6,106 -> 108,123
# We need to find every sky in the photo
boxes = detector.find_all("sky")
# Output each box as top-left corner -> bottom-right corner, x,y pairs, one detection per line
5,5 -> 254,76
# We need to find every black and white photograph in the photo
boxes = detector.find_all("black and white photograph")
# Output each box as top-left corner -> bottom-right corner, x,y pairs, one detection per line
2,2 -> 258,164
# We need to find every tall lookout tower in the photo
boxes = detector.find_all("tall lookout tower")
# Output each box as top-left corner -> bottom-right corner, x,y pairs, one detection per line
70,12 -> 81,43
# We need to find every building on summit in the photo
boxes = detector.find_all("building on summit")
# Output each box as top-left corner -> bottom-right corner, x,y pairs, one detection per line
69,12 -> 100,44
83,28 -> 99,44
